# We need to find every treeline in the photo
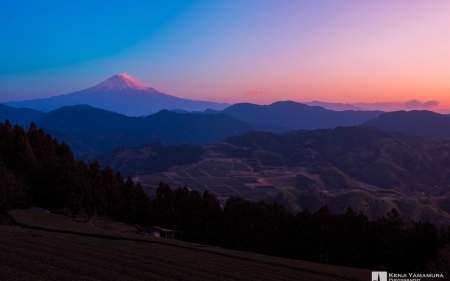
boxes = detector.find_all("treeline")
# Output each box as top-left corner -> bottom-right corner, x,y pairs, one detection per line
151,183 -> 450,273
1,120 -> 449,273
0,120 -> 151,224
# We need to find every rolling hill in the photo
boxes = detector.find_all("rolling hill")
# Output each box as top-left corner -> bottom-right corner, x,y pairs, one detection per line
0,104 -> 44,126
364,110 -> 450,138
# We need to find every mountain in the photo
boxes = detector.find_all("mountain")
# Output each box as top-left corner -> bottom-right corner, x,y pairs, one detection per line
364,110 -> 450,138
34,105 -> 255,157
304,101 -> 366,111
4,74 -> 229,116
222,101 -> 382,132
0,103 -> 44,126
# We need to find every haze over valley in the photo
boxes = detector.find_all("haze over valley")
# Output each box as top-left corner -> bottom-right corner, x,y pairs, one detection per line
2,74 -> 450,228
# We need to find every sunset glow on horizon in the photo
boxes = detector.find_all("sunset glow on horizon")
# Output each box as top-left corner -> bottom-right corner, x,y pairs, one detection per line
1,1 -> 449,112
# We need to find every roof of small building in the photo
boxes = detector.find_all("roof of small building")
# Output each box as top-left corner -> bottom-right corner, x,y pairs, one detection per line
141,226 -> 174,233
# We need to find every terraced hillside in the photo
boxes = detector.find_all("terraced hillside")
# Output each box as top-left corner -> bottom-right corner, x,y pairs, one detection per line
2,210 -> 370,281
136,158 -> 279,202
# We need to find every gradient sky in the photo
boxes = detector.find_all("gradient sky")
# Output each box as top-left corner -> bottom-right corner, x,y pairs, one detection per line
1,1 -> 449,111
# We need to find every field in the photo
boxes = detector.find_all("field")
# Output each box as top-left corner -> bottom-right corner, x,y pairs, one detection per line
2,210 -> 371,281
135,158 -> 297,202
133,156 -> 450,223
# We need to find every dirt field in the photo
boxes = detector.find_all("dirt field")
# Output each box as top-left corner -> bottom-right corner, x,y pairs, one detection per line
3,209 -> 371,281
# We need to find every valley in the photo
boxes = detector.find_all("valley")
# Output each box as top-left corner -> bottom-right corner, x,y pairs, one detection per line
4,97 -> 450,226
135,150 -> 450,226
135,156 -> 282,202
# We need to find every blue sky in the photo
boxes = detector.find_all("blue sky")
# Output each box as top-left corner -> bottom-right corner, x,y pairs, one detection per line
1,1 -> 450,110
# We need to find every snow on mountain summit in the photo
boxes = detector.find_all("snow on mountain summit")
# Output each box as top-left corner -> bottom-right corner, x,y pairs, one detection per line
90,74 -> 151,92
4,74 -> 229,115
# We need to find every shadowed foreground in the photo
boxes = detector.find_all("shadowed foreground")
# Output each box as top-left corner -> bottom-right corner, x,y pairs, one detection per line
1,210 -> 370,281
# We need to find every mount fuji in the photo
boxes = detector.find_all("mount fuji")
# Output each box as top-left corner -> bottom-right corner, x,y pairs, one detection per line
4,74 -> 229,116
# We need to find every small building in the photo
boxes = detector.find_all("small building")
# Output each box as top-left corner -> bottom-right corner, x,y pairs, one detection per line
141,226 -> 175,239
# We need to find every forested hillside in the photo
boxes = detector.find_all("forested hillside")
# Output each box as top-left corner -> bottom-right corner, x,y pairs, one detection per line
0,120 -> 151,224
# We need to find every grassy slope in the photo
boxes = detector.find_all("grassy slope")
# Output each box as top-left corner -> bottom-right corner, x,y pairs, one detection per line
3,210 -> 371,281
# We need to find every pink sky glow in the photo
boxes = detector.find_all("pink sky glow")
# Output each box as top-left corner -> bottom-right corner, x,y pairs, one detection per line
1,1 -> 449,113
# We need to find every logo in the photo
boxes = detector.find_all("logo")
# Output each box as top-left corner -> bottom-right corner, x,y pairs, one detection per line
372,272 -> 387,281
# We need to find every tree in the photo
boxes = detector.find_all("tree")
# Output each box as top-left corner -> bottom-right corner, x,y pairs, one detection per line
221,196 -> 255,250
152,182 -> 175,228
102,166 -> 125,218
88,162 -> 105,214
0,166 -> 25,213
200,190 -> 222,244
173,185 -> 190,231
121,177 -> 151,225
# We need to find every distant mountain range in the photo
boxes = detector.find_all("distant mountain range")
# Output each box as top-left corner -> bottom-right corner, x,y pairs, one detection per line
3,96 -> 450,160
4,74 -> 229,116
303,101 -> 366,111
222,101 -> 382,132
4,73 -> 443,117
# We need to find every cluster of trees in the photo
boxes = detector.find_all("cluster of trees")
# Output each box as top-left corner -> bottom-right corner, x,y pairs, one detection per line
151,183 -> 450,273
1,120 -> 449,273
0,121 -> 151,224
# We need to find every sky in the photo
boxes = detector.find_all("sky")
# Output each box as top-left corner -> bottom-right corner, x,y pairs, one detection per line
1,0 -> 449,112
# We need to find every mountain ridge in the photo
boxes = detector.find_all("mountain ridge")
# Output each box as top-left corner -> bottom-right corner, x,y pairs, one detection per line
222,101 -> 383,132
35,105 -> 256,158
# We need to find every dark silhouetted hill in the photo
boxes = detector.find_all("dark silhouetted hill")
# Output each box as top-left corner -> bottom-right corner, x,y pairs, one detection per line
364,110 -> 450,138
35,105 -> 255,157
0,103 -> 44,126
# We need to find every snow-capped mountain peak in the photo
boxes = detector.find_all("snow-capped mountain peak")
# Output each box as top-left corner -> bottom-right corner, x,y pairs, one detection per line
90,74 -> 150,92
